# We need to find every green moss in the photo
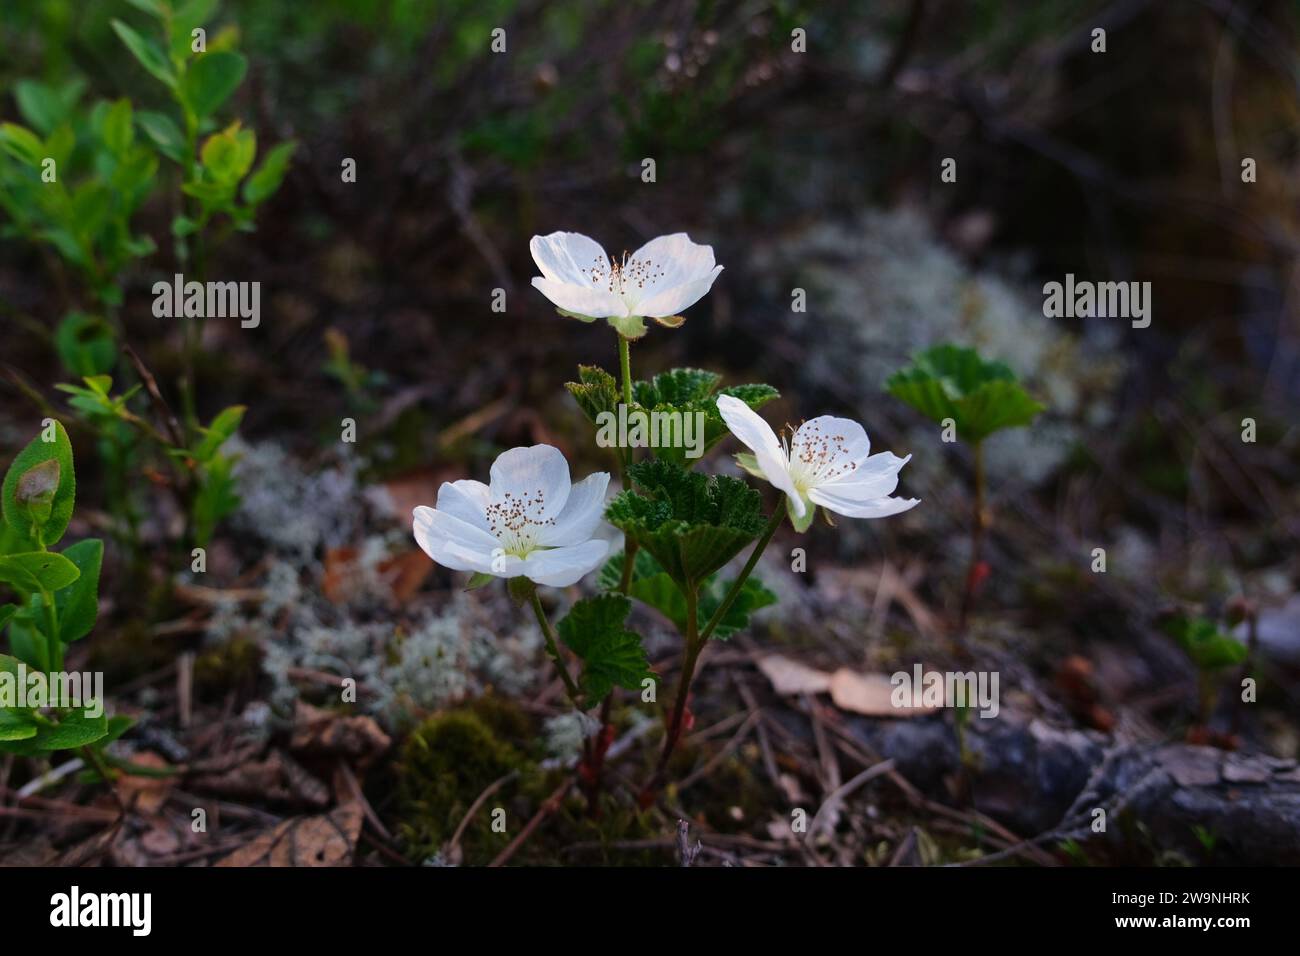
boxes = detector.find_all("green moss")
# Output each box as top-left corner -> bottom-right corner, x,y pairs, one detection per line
395,705 -> 531,863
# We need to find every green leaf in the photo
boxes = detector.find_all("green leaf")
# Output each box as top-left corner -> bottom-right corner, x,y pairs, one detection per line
193,405 -> 245,461
0,708 -> 38,743
463,571 -> 496,590
605,459 -> 766,588
632,368 -> 722,406
565,365 -> 620,425
0,604 -> 16,631
104,713 -> 136,745
5,610 -> 48,670
191,454 -> 239,547
14,459 -> 60,531
102,98 -> 135,155
0,122 -> 46,167
54,538 -> 102,642
112,19 -> 178,88
0,552 -> 81,593
199,122 -> 255,182
71,182 -> 112,243
700,574 -> 777,639
6,709 -> 109,754
242,140 -> 296,205
599,550 -> 776,639
2,421 -> 75,551
886,344 -> 1044,443
1160,615 -> 1249,671
124,0 -> 170,17
182,51 -> 247,119
14,81 -> 66,137
136,110 -> 187,163
55,313 -> 117,377
631,368 -> 778,467
556,594 -> 652,703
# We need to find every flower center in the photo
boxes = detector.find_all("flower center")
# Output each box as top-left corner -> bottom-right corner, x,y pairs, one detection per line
485,488 -> 557,557
587,252 -> 666,307
786,421 -> 857,491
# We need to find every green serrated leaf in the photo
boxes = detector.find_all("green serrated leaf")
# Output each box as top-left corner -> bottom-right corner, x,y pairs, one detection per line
565,365 -> 621,426
886,344 -> 1044,443
556,593 -> 652,702
625,368 -> 777,467
605,459 -> 765,588
599,549 -> 775,639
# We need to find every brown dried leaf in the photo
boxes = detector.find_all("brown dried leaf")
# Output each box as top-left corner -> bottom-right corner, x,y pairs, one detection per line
189,749 -> 330,808
290,701 -> 391,768
215,801 -> 364,867
828,669 -> 937,717
756,655 -> 833,696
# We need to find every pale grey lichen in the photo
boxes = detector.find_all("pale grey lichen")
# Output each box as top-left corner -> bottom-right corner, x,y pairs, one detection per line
225,436 -> 364,562
751,207 -> 1126,487
544,710 -> 601,762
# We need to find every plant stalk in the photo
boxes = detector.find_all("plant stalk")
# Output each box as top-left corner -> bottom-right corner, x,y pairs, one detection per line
957,440 -> 986,633
529,590 -> 583,708
641,497 -> 786,803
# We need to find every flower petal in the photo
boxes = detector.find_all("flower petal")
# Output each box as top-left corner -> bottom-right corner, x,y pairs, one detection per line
433,479 -> 491,531
488,445 -> 573,525
541,471 -> 610,547
789,416 -> 872,486
636,267 -> 723,318
530,231 -> 609,286
521,539 -> 610,587
412,505 -> 500,574
628,233 -> 718,288
531,277 -> 628,319
817,453 -> 912,499
807,488 -> 921,519
716,395 -> 802,512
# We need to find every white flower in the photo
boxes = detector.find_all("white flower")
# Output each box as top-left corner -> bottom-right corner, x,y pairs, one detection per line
529,231 -> 723,339
413,445 -> 610,587
716,395 -> 920,531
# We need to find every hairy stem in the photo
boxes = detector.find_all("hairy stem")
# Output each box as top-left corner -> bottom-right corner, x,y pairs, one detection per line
530,590 -> 582,708
618,334 -> 634,408
642,497 -> 786,802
